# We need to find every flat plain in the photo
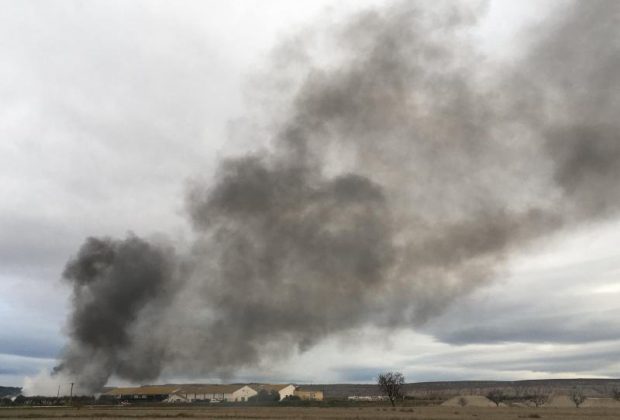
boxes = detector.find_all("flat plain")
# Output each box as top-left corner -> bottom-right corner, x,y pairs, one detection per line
2,406 -> 620,420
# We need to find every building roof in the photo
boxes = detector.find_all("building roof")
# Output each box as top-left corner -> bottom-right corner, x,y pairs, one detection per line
176,384 -> 248,395
105,386 -> 179,396
106,383 -> 282,397
251,384 -> 294,392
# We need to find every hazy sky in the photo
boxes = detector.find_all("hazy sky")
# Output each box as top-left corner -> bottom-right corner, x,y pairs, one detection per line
2,0 -> 620,391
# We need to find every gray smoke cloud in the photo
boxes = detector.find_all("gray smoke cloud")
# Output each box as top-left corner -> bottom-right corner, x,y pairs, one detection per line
57,236 -> 177,389
56,0 -> 620,392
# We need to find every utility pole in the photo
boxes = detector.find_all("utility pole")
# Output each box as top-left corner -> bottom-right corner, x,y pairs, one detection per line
57,384 -> 60,399
70,382 -> 74,404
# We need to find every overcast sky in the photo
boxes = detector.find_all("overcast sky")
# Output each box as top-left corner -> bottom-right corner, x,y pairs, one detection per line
2,0 -> 620,391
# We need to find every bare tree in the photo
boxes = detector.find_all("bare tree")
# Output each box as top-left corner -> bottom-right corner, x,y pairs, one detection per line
514,386 -> 525,399
611,387 -> 620,401
529,388 -> 549,407
377,372 -> 405,407
570,389 -> 586,408
486,389 -> 505,407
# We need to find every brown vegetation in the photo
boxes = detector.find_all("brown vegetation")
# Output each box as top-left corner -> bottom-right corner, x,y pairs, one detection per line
2,405 -> 620,419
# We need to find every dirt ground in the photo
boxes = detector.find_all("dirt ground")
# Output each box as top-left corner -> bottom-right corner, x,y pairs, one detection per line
2,405 -> 620,420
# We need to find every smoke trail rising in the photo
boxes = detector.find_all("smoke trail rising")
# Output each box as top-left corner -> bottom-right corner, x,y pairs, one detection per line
55,0 -> 620,391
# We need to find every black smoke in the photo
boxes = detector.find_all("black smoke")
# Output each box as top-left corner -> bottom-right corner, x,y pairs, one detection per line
56,0 -> 620,391
58,236 -> 176,390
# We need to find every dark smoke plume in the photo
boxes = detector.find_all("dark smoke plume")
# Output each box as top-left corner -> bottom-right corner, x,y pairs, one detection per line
56,0 -> 620,391
58,236 -> 177,390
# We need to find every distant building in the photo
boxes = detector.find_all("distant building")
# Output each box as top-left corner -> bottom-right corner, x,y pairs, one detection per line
294,387 -> 324,401
168,385 -> 257,402
104,383 -> 299,403
250,384 -> 296,401
104,386 -> 179,401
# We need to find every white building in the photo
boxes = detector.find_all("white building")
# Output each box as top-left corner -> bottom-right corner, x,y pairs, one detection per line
251,384 -> 296,401
169,385 -> 257,402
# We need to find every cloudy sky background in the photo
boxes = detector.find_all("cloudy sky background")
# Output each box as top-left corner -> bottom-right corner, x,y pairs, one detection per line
2,0 -> 619,390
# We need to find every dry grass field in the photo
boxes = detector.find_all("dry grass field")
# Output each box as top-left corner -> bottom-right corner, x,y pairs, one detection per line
1,405 -> 620,420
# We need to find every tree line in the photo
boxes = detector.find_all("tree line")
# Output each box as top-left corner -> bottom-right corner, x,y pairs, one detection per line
376,372 -> 620,408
